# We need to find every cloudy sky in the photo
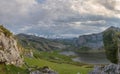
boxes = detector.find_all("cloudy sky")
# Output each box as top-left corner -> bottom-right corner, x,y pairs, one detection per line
0,0 -> 120,38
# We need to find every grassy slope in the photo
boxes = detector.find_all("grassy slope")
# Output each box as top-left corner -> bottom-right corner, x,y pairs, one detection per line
0,64 -> 28,74
0,49 -> 93,74
6,65 -> 28,74
0,50 -> 93,74
25,50 -> 92,74
25,58 -> 92,74
3,57 -> 92,74
0,64 -> 6,74
33,50 -> 94,67
0,55 -> 92,74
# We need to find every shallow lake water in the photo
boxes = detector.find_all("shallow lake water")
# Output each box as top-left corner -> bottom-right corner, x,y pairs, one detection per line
60,51 -> 110,64
59,51 -> 77,56
72,52 -> 110,64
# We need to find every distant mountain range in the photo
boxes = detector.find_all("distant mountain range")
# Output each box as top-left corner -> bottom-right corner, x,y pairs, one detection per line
16,33 -> 67,51
16,26 -> 120,51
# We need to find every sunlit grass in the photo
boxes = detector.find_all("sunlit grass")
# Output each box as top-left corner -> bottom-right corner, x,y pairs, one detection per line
25,57 -> 92,74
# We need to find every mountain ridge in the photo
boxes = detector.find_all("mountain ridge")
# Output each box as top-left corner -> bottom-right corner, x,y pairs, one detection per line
16,26 -> 120,51
16,33 -> 67,51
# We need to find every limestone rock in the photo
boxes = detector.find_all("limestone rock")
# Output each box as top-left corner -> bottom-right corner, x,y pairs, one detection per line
0,26 -> 23,66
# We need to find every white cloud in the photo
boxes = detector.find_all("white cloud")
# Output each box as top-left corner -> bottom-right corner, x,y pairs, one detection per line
71,0 -> 120,17
0,0 -> 120,38
19,25 -> 33,32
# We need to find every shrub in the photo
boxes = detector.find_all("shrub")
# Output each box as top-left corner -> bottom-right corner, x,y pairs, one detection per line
103,29 -> 118,64
0,25 -> 12,37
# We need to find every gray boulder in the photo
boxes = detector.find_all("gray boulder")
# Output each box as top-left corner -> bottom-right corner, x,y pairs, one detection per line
89,64 -> 120,74
29,66 -> 58,74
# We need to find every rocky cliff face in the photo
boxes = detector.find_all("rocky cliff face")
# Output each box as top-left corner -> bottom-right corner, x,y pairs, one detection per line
89,26 -> 120,74
74,26 -> 120,50
0,25 -> 23,66
76,33 -> 103,49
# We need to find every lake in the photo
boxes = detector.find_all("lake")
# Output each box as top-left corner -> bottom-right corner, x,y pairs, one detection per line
72,52 -> 110,64
60,51 -> 110,64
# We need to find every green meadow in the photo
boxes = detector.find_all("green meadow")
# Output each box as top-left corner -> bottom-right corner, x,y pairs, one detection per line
25,57 -> 92,74
0,50 -> 93,74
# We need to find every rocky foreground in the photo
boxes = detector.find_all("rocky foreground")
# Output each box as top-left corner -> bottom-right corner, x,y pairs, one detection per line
28,66 -> 58,74
0,25 -> 23,66
89,64 -> 120,74
0,25 -> 58,74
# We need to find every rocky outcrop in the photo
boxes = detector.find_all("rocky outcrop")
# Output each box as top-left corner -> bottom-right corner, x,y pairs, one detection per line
24,50 -> 34,58
0,25 -> 23,66
76,33 -> 103,49
89,64 -> 120,74
74,26 -> 120,50
29,66 -> 58,74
